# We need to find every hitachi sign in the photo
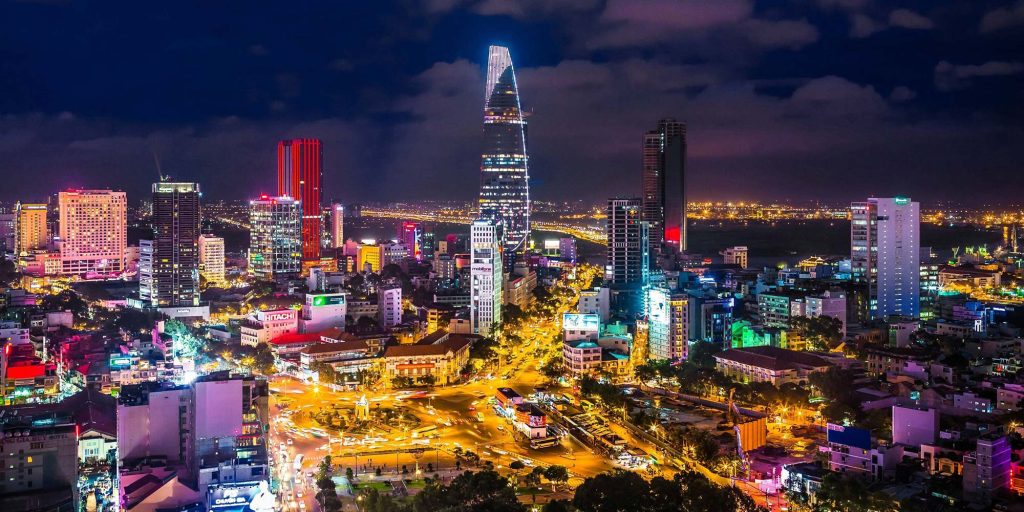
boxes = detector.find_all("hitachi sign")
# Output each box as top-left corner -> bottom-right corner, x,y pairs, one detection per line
259,309 -> 296,322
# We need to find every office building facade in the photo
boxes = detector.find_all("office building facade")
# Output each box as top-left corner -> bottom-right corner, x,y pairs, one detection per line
851,197 -> 920,319
605,198 -> 649,285
647,287 -> 688,361
14,202 -> 48,258
57,189 -> 127,275
330,203 -> 344,249
399,221 -> 421,259
248,196 -> 301,280
479,45 -> 530,261
277,139 -> 323,262
470,219 -> 503,337
642,118 -> 687,254
149,182 -> 201,307
198,234 -> 226,286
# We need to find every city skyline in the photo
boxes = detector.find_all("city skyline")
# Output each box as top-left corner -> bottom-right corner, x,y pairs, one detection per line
1,2 -> 1022,206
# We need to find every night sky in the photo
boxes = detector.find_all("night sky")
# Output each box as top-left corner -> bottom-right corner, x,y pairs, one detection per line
1,0 -> 1022,205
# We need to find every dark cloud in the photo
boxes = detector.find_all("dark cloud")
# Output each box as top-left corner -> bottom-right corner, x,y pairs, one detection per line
979,2 -> 1024,33
888,9 -> 935,30
934,60 -> 1024,91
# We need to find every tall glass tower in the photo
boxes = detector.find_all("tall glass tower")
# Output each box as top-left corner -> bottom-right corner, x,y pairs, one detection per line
642,119 -> 687,255
277,138 -> 323,262
479,45 -> 530,261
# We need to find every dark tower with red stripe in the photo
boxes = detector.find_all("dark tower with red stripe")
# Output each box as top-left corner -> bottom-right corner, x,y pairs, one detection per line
277,138 -> 323,262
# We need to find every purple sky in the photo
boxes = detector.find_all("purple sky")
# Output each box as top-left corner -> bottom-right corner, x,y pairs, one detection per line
0,0 -> 1022,206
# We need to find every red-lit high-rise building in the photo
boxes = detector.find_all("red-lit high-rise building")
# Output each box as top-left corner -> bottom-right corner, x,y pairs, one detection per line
277,138 -> 323,261
399,221 -> 421,259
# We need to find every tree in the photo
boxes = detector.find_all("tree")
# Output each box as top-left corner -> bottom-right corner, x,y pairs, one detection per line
687,341 -> 722,369
0,258 -> 18,287
462,450 -> 481,468
410,469 -> 525,512
524,468 -> 548,487
542,500 -> 572,512
790,316 -> 844,351
572,470 -> 764,512
541,359 -> 567,381
572,470 -> 652,512
163,319 -> 205,359
355,315 -> 380,333
509,460 -> 525,485
813,473 -> 899,512
359,489 -> 402,512
39,290 -> 88,319
543,465 -> 569,492
634,363 -> 657,385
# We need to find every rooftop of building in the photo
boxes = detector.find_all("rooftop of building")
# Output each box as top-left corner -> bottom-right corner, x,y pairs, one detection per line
497,387 -> 521,398
270,328 -> 342,346
383,333 -> 474,358
118,380 -> 188,406
601,350 -> 629,361
515,403 -> 546,416
713,346 -> 832,371
566,339 -> 600,349
300,339 -> 370,355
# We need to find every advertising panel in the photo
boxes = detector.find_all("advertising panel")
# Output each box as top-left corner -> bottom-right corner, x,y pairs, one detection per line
826,423 -> 871,450
563,313 -> 600,332
312,294 -> 346,307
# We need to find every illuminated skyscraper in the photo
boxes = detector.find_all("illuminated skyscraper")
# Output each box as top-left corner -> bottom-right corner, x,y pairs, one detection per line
851,197 -> 920,319
330,203 -> 345,249
470,219 -> 503,337
57,190 -> 127,275
150,182 -> 200,307
14,202 -> 48,258
642,119 -> 687,254
479,45 -> 529,262
249,196 -> 302,280
605,198 -> 649,285
277,139 -> 323,261
198,234 -> 226,286
399,221 -> 421,259
647,287 -> 688,361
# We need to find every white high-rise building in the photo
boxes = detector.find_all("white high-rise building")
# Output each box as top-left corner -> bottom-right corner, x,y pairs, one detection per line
470,219 -> 503,337
330,203 -> 344,249
57,190 -> 127,276
851,197 -> 920,319
377,285 -> 402,329
198,234 -> 226,287
647,287 -> 688,361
